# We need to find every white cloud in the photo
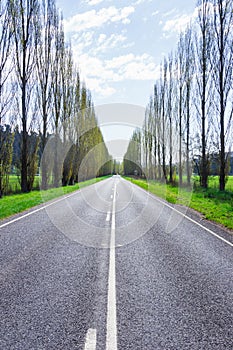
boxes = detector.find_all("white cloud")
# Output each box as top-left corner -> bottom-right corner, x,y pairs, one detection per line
163,8 -> 177,18
105,53 -> 159,81
105,54 -> 135,69
162,13 -> 192,35
134,0 -> 152,5
72,31 -> 95,51
161,8 -> 199,37
74,50 -> 159,89
71,31 -> 129,54
96,33 -> 127,52
62,1 -> 159,100
86,0 -> 105,5
85,78 -> 116,97
98,33 -> 107,44
75,53 -> 120,82
71,41 -> 160,98
64,6 -> 135,32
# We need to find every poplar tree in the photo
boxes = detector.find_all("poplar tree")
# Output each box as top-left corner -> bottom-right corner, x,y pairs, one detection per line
195,0 -> 214,188
0,0 -> 14,197
51,9 -> 64,187
184,26 -> 194,185
212,0 -> 233,191
36,0 -> 56,189
10,0 -> 40,192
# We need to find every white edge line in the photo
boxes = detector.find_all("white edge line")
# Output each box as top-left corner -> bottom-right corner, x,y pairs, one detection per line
106,182 -> 117,350
0,178 -> 111,230
84,328 -> 97,350
123,178 -> 233,248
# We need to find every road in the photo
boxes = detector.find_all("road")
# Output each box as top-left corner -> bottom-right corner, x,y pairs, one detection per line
0,176 -> 232,349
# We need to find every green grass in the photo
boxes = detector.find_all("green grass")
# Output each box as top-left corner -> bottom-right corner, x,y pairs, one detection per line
193,175 -> 233,192
125,176 -> 233,231
0,176 -> 108,220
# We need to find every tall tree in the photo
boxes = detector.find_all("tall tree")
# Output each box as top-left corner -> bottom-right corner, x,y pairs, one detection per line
36,0 -> 56,189
142,111 -> 148,175
0,0 -> 14,197
61,45 -> 76,186
167,52 -> 174,183
51,10 -> 64,187
148,99 -> 154,179
10,0 -> 40,192
176,33 -> 186,186
71,70 -> 81,184
184,26 -> 194,185
154,83 -> 162,180
124,129 -> 142,176
161,59 -> 168,182
212,0 -> 233,190
144,99 -> 153,179
195,0 -> 214,188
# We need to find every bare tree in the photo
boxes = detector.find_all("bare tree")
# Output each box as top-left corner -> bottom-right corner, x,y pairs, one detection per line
124,129 -> 142,176
51,10 -> 64,187
144,98 -> 153,179
176,33 -> 186,186
71,70 -> 81,184
142,107 -> 149,176
0,0 -> 14,197
10,0 -> 40,192
161,59 -> 168,182
36,0 -> 56,189
167,52 -> 174,184
194,0 -> 214,188
61,46 -> 77,186
212,0 -> 233,191
184,26 -> 194,185
154,83 -> 162,180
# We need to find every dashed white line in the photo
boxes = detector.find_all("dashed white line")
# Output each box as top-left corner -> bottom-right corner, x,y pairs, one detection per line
106,211 -> 111,222
84,328 -> 97,350
106,182 -> 117,350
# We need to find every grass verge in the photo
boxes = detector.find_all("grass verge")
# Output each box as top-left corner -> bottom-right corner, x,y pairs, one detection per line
124,176 -> 233,231
0,176 -> 108,220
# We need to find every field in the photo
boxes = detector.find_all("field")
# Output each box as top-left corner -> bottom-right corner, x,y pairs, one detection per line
7,175 -> 40,194
195,175 -> 233,191
125,176 -> 233,231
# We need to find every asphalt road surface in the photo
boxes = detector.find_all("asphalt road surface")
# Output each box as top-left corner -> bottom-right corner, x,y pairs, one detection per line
0,176 -> 232,349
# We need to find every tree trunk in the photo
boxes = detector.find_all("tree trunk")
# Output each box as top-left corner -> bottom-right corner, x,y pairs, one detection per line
21,84 -> 28,193
186,83 -> 191,186
179,86 -> 183,187
41,114 -> 48,190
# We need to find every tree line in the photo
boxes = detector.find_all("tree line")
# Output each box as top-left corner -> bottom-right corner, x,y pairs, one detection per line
124,0 -> 233,191
0,0 -> 112,198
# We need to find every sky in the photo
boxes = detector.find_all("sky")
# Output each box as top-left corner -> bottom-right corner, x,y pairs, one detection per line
56,0 -> 197,158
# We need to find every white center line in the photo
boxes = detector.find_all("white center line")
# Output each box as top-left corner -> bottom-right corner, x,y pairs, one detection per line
106,182 -> 117,350
106,211 -> 111,222
84,328 -> 97,350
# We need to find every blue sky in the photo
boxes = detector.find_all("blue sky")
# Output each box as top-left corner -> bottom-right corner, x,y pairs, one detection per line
56,0 -> 197,158
57,0 -> 197,106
